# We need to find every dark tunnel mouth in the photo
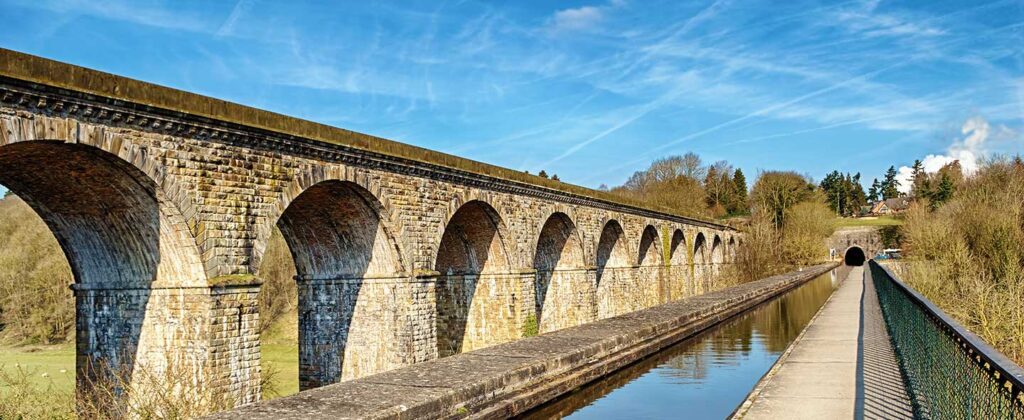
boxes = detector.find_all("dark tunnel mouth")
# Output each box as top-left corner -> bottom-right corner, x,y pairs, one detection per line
844,247 -> 866,266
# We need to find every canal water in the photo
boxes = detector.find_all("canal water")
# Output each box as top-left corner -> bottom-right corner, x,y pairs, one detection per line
522,268 -> 844,419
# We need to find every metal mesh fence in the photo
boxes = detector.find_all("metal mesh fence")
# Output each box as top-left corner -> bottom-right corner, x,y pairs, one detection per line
870,261 -> 1024,419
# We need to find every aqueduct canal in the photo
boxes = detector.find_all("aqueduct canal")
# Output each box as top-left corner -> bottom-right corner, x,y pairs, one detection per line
4,49 -> 1022,419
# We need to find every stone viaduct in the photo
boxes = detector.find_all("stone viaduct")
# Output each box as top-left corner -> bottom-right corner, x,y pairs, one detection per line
0,49 -> 737,411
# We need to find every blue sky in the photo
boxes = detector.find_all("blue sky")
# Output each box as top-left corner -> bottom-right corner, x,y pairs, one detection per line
0,0 -> 1022,197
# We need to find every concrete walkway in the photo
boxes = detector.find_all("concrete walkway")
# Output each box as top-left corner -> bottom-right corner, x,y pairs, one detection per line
735,265 -> 914,419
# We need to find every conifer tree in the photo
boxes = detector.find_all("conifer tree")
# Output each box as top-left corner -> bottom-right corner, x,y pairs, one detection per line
881,166 -> 900,199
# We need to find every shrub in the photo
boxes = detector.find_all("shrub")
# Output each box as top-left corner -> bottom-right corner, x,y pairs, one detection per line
781,200 -> 836,265
729,173 -> 835,283
729,213 -> 783,284
899,158 -> 1024,365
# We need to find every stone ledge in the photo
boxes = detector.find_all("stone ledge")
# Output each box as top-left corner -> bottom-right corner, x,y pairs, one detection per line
0,48 -> 732,229
208,263 -> 837,420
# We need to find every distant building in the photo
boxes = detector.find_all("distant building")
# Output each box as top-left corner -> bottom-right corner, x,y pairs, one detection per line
869,197 -> 912,215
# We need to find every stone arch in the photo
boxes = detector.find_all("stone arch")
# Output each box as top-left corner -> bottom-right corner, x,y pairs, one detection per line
277,180 -> 405,279
434,200 -> 511,275
0,139 -> 208,410
638,225 -> 662,266
693,232 -> 709,294
637,224 -> 666,306
712,234 -> 725,265
0,122 -> 216,277
595,219 -> 630,318
533,212 -> 585,272
844,246 -> 866,266
711,234 -> 725,282
434,200 -> 515,357
693,232 -> 708,265
533,212 -> 588,333
728,236 -> 737,263
434,191 -> 514,267
669,229 -> 687,266
256,165 -> 404,272
596,220 -> 629,280
528,205 -> 581,264
667,229 -> 688,300
273,179 -> 407,389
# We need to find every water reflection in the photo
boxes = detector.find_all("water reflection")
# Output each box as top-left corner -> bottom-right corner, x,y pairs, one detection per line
522,269 -> 841,420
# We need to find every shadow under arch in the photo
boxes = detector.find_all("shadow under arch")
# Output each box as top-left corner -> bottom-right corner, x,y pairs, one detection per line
712,235 -> 724,264
638,225 -> 662,266
638,225 -> 664,306
533,212 -> 587,333
274,180 -> 405,389
668,229 -> 688,300
434,200 -> 513,357
0,141 -> 208,411
844,246 -> 866,266
710,235 -> 725,285
595,220 -> 630,318
693,232 -> 708,295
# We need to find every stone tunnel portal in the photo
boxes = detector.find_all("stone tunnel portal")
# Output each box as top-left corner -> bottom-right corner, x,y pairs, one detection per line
844,246 -> 866,266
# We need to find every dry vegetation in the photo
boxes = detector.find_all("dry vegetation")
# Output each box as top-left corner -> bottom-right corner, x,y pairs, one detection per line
605,156 -> 836,284
609,153 -> 749,219
897,158 -> 1024,365
725,171 -> 836,283
0,196 -> 74,345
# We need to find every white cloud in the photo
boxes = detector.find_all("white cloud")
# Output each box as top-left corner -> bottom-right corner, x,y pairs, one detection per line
895,116 -> 999,193
547,0 -> 633,33
550,6 -> 605,32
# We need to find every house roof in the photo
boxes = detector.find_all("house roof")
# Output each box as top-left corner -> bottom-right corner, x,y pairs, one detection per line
883,197 -> 912,211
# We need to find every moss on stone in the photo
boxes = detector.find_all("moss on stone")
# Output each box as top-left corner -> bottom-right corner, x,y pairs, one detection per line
521,314 -> 539,338
209,274 -> 260,287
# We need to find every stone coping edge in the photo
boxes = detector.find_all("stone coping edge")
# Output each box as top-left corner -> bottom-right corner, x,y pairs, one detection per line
209,263 -> 837,420
0,48 -> 731,230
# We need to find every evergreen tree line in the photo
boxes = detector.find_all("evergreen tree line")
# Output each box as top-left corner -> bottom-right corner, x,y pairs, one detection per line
905,159 -> 961,209
866,165 -> 903,202
818,171 -> 867,217
823,158 -> 968,217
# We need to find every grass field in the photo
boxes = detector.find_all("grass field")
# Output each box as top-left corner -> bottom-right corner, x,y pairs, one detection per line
260,310 -> 300,399
0,343 -> 75,393
0,313 -> 303,402
835,215 -> 903,227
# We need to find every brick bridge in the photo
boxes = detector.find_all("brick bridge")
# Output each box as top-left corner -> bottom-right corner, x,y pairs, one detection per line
0,49 -> 737,411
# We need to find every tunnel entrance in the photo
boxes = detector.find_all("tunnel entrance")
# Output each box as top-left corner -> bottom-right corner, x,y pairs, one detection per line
844,247 -> 866,266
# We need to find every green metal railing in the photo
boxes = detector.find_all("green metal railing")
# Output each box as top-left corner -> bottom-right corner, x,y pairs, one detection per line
870,261 -> 1024,419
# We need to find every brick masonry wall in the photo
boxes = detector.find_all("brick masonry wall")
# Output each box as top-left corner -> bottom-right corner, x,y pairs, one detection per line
208,285 -> 262,407
0,85 -> 739,413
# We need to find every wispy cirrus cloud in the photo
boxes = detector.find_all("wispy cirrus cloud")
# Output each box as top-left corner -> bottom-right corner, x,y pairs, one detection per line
9,0 -> 217,32
831,0 -> 947,38
4,0 -> 1019,188
216,0 -> 253,37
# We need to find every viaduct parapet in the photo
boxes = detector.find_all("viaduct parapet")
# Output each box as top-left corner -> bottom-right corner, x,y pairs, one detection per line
0,49 -> 737,412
